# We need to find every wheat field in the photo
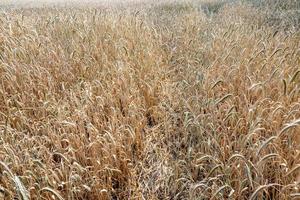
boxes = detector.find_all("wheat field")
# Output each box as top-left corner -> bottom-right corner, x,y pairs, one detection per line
0,0 -> 299,199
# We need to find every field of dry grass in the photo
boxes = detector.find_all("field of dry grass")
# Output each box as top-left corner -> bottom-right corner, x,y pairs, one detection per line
0,0 -> 299,199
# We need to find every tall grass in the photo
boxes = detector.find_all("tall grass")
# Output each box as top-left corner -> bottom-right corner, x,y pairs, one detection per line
0,0 -> 299,199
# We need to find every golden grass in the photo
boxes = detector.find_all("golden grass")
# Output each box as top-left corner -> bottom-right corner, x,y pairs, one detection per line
0,1 -> 299,199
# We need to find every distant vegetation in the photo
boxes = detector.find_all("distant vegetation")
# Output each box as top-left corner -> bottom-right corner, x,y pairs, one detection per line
0,0 -> 299,199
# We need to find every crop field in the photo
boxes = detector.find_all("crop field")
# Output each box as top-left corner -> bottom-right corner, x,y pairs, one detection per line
0,0 -> 299,199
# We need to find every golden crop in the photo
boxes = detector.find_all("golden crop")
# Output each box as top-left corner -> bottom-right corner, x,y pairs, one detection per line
0,0 -> 299,199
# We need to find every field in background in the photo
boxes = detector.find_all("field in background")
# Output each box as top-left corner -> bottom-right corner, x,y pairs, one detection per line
0,0 -> 299,199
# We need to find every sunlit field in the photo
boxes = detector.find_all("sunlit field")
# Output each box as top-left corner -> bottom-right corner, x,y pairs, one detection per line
0,0 -> 299,199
